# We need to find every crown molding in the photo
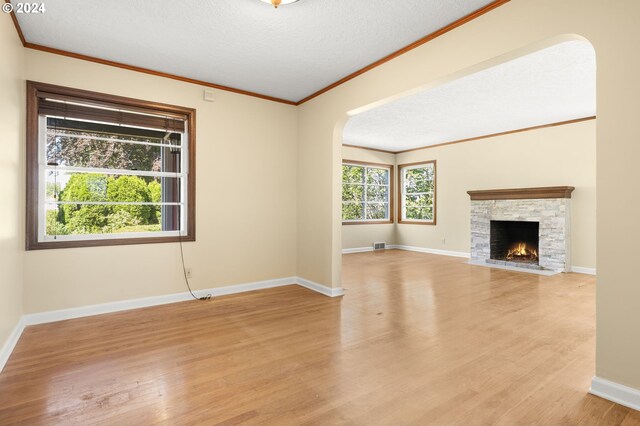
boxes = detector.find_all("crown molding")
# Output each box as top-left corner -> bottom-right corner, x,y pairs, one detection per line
395,116 -> 596,154
5,0 -> 25,45
342,144 -> 396,154
22,42 -> 298,105
5,0 -> 510,106
343,116 -> 596,155
296,0 -> 511,105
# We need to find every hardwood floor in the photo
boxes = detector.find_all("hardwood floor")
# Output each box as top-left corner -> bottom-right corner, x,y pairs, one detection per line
1,250 -> 638,425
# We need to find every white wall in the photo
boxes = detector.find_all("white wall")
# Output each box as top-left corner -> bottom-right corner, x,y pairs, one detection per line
22,50 -> 299,314
0,14 -> 25,351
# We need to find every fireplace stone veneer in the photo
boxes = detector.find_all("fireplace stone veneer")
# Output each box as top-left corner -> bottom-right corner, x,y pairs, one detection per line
468,187 -> 574,272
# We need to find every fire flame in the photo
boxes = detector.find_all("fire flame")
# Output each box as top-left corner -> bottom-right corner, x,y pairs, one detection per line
507,242 -> 537,260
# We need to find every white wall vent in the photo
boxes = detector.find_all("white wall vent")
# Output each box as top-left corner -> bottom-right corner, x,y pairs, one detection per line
373,242 -> 386,250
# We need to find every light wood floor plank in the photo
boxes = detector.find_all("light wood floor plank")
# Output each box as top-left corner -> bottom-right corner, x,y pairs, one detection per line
0,250 -> 637,424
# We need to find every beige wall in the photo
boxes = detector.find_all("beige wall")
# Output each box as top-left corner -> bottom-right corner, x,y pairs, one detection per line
395,119 -> 596,269
341,146 -> 396,250
22,50 -> 298,313
0,15 -> 24,347
1,0 -> 638,394
297,0 -> 640,389
341,120 -> 595,269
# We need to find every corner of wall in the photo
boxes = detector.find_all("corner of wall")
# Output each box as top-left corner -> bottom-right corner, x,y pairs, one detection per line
0,11 -> 26,371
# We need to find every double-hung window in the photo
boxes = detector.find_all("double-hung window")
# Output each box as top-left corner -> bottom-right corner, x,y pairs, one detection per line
26,81 -> 196,249
398,161 -> 436,224
342,161 -> 393,224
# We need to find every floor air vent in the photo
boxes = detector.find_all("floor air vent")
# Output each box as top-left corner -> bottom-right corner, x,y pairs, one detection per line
373,242 -> 386,250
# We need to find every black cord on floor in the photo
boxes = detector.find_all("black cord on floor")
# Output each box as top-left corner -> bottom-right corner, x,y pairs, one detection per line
172,149 -> 211,301
178,229 -> 208,300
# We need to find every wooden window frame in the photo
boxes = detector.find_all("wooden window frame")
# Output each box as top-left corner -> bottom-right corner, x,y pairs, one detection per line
398,160 -> 437,225
342,159 -> 394,225
26,81 -> 196,250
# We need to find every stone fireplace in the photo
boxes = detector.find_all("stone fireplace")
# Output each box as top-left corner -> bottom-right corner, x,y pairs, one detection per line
467,187 -> 574,272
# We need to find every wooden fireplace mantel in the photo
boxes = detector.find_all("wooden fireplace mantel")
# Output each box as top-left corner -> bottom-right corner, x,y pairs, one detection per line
467,186 -> 575,200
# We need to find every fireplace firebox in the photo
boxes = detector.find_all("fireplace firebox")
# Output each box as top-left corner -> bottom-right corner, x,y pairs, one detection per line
490,220 -> 539,264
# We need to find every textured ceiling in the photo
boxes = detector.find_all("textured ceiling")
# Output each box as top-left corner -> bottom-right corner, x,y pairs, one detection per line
11,0 -> 497,102
343,40 -> 596,152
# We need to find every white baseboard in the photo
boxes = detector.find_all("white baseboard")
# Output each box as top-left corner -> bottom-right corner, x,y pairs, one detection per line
342,247 -> 374,254
23,277 -> 299,326
296,277 -> 345,297
343,246 -> 597,276
1,276 -> 343,374
0,316 -> 26,374
571,266 -> 597,275
342,245 -> 470,258
24,291 -> 198,326
590,376 -> 640,411
394,245 -> 471,258
22,276 -> 341,327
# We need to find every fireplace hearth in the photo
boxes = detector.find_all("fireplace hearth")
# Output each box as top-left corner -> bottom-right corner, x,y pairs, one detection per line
490,220 -> 539,264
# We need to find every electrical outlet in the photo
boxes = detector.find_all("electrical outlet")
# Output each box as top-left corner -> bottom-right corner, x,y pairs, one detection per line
442,237 -> 446,245
185,267 -> 193,279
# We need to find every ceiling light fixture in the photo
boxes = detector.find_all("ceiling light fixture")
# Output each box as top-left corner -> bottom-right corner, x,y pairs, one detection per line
260,0 -> 299,8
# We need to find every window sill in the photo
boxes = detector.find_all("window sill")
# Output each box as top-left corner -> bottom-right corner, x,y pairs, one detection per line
27,234 -> 195,250
398,220 -> 437,226
342,220 -> 394,225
